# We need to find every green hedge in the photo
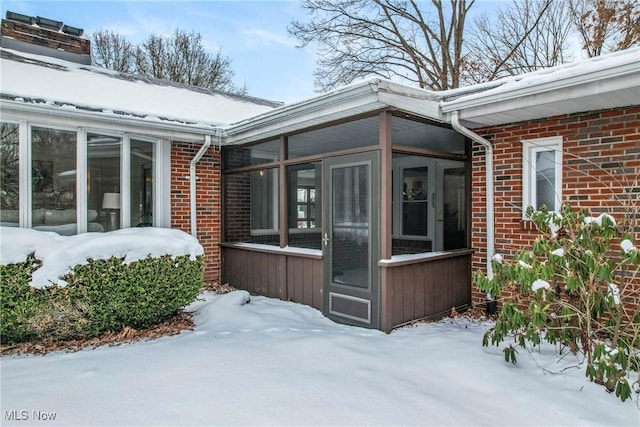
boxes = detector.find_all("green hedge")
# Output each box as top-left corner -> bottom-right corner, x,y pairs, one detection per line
0,254 -> 203,344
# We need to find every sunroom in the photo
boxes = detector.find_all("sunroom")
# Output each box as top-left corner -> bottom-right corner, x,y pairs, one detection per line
221,79 -> 472,332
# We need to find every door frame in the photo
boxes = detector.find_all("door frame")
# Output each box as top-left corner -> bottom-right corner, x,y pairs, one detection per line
322,151 -> 380,328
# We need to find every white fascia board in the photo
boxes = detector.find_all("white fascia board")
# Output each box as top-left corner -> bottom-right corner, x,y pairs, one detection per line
0,100 -> 217,142
378,91 -> 443,122
224,79 -> 443,145
446,73 -> 640,126
440,59 -> 640,114
224,81 -> 383,145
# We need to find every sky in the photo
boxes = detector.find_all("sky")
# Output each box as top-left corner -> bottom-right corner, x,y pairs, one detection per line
0,0 -> 517,105
0,0 -> 319,103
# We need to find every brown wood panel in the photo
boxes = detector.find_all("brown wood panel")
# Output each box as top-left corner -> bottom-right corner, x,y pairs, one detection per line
424,261 -> 435,316
381,252 -> 471,329
402,265 -> 415,322
391,268 -> 404,327
312,259 -> 323,310
278,256 -> 287,301
414,262 -> 426,319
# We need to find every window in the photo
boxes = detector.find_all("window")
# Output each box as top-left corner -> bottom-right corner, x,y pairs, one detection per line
32,126 -> 77,232
523,137 -> 562,214
88,133 -> 121,231
130,139 -> 155,227
391,154 -> 467,254
0,122 -> 166,235
224,168 -> 279,246
402,167 -> 429,236
0,122 -> 19,225
223,139 -> 280,169
392,155 -> 434,240
251,168 -> 278,232
287,163 -> 321,249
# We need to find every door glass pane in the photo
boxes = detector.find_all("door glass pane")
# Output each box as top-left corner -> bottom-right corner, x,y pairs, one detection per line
332,164 -> 369,288
32,127 -> 77,234
536,150 -> 556,210
1,123 -> 19,225
88,133 -> 121,232
443,166 -> 467,250
131,139 -> 154,227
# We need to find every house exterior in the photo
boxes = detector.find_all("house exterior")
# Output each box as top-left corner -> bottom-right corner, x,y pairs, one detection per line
0,14 -> 280,281
1,12 -> 638,332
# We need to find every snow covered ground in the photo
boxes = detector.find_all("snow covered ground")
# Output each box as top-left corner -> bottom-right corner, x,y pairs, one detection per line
1,290 -> 638,427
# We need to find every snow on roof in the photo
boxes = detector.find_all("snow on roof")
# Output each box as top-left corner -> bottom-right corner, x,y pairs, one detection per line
0,48 -> 281,129
441,47 -> 640,107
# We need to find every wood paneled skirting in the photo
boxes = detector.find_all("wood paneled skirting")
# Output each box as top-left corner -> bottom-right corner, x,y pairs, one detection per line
221,244 -> 323,311
379,250 -> 472,332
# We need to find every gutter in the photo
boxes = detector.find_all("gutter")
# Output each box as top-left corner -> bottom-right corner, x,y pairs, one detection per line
450,111 -> 495,280
190,133 -> 213,237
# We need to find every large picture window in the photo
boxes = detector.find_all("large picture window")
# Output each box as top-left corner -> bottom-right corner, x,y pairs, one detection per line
131,139 -> 155,227
88,133 -> 121,232
32,126 -> 77,233
523,137 -> 562,214
0,122 -> 165,236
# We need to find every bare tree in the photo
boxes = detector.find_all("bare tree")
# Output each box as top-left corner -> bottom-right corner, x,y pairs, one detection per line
568,0 -> 640,57
464,0 -> 571,84
91,30 -> 136,73
289,0 -> 475,91
91,29 -> 246,94
135,29 -> 244,93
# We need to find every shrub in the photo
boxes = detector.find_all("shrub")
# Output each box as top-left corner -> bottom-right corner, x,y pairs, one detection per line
0,254 -> 46,343
1,254 -> 203,344
474,204 -> 640,402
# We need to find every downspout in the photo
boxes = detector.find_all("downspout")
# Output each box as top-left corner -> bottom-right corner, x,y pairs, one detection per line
190,134 -> 212,237
450,111 -> 495,279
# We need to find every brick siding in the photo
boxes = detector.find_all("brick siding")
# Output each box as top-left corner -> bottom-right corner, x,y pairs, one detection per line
1,20 -> 90,55
171,143 -> 221,282
471,106 -> 640,309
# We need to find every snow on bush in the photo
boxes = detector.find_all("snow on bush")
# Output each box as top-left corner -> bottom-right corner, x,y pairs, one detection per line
0,227 -> 203,288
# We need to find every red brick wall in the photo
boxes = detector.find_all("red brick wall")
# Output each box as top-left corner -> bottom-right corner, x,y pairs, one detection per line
171,143 -> 221,282
1,20 -> 90,55
471,106 -> 640,307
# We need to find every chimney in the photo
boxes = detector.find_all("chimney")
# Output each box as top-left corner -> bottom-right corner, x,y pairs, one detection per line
1,11 -> 91,65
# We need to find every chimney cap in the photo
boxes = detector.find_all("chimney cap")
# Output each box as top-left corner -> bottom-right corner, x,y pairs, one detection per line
62,24 -> 84,37
5,11 -> 34,25
35,16 -> 63,31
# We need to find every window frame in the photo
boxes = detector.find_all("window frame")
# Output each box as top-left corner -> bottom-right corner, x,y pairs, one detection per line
2,117 -> 168,234
249,168 -> 279,236
392,157 -> 436,240
522,136 -> 563,216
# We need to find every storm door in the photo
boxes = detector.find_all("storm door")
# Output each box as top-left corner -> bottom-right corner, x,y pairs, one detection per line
323,152 -> 379,328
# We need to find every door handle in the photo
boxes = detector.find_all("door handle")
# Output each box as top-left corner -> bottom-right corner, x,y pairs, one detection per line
322,232 -> 330,246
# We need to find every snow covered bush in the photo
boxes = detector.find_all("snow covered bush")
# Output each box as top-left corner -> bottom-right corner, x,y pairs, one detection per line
0,227 -> 204,344
474,204 -> 640,402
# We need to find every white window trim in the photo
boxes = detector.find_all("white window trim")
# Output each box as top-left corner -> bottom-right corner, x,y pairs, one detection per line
522,136 -> 563,217
3,117 -> 167,234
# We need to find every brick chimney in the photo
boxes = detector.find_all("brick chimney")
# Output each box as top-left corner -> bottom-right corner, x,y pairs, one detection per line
1,11 -> 90,65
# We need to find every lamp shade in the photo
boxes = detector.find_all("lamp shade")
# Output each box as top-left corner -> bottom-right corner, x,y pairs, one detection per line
102,193 -> 121,209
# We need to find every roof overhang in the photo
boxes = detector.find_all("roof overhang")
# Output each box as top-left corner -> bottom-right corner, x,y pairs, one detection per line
440,48 -> 640,128
0,98 -> 221,143
224,79 -> 443,145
